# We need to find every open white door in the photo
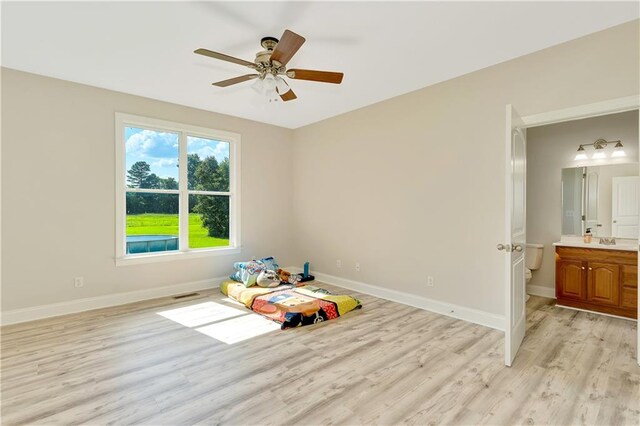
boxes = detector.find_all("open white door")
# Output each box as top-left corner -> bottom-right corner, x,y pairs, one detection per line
502,105 -> 527,367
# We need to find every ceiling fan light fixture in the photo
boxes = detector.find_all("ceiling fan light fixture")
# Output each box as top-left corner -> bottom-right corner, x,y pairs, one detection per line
263,74 -> 277,92
197,29 -> 343,103
251,77 -> 265,94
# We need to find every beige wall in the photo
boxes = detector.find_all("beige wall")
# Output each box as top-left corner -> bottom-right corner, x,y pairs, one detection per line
527,111 -> 639,290
2,20 -> 639,319
291,21 -> 639,316
1,68 -> 294,311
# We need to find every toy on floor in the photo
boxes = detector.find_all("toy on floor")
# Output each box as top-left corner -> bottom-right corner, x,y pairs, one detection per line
296,261 -> 315,283
230,256 -> 279,287
256,270 -> 281,288
277,268 -> 301,285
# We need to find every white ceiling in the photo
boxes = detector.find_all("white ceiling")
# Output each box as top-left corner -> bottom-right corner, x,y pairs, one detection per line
2,2 -> 638,129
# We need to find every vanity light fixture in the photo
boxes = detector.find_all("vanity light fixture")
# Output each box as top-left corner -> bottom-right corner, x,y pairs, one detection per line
592,144 -> 606,160
574,138 -> 624,161
611,141 -> 626,158
574,146 -> 588,161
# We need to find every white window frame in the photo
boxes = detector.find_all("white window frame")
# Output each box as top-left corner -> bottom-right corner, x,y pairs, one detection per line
115,113 -> 241,266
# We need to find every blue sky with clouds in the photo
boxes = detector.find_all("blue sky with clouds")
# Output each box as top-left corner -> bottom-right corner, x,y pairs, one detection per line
125,127 -> 229,181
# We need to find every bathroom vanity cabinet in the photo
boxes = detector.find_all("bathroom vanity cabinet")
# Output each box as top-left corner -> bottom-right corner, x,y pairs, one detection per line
555,246 -> 637,319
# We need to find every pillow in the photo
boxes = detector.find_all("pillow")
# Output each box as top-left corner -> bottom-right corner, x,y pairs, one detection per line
230,256 -> 280,287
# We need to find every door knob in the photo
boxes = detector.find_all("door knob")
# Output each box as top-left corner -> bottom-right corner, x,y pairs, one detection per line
513,244 -> 523,252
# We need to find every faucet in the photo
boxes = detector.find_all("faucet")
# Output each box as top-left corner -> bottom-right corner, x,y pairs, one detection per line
599,237 -> 616,245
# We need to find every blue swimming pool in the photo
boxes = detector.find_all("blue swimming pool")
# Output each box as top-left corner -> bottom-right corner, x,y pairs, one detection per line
126,235 -> 179,254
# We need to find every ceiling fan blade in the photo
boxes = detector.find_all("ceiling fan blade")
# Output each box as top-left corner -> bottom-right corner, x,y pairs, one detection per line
280,88 -> 297,102
212,74 -> 259,87
270,30 -> 305,66
194,48 -> 255,68
287,69 -> 344,84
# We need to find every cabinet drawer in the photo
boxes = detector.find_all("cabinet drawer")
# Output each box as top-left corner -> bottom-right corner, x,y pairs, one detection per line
621,287 -> 638,310
621,265 -> 638,288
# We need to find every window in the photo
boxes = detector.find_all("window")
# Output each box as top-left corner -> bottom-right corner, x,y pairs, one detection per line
115,113 -> 240,265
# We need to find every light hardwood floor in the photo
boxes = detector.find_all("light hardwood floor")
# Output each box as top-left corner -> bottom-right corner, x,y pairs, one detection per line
1,285 -> 638,425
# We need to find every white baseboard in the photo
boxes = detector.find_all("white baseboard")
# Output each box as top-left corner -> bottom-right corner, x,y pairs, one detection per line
287,267 -> 504,331
527,284 -> 556,299
1,277 -> 226,326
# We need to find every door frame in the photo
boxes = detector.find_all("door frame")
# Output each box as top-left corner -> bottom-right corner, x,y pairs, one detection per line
506,94 -> 640,366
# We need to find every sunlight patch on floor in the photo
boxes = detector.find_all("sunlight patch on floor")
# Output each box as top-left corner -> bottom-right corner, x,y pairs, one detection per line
195,313 -> 281,344
157,300 -> 280,344
157,301 -> 245,327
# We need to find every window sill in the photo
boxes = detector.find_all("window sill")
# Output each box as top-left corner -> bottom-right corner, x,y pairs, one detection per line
115,246 -> 241,266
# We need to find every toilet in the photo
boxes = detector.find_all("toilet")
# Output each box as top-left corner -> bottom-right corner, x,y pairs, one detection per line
525,243 -> 544,284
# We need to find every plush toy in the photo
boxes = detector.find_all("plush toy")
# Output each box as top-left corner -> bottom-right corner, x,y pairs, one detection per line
256,270 -> 281,288
277,268 -> 301,285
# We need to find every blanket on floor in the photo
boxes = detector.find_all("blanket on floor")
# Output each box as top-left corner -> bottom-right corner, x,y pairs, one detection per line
220,281 -> 361,329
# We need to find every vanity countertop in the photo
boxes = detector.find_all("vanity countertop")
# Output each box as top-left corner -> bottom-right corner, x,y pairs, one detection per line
553,239 -> 638,252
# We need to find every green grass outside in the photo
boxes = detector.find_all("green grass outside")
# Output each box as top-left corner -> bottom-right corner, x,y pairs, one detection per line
126,213 -> 229,248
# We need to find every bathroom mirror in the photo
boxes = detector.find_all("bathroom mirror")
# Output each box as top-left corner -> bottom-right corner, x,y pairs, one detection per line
561,163 -> 640,237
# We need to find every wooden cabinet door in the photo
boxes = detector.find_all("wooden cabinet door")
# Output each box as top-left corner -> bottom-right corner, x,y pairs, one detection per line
557,260 -> 586,300
587,262 -> 620,306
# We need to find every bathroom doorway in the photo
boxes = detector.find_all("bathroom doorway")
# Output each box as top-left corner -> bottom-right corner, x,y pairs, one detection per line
503,96 -> 640,367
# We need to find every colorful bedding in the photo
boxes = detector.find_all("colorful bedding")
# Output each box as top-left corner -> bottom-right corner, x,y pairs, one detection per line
220,281 -> 361,329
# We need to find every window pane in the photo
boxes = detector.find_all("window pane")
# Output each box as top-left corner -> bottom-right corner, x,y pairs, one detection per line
125,127 -> 179,189
126,193 -> 179,254
188,194 -> 230,249
187,136 -> 230,191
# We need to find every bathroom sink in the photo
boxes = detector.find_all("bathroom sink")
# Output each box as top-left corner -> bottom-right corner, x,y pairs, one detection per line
553,240 -> 638,251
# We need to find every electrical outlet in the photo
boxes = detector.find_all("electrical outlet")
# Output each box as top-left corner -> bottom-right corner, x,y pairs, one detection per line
74,277 -> 84,288
355,263 -> 361,272
427,276 -> 434,287
336,259 -> 342,268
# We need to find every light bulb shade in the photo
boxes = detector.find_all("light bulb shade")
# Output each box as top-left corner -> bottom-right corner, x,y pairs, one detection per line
612,141 -> 626,157
251,78 -> 265,94
574,153 -> 588,161
275,76 -> 290,94
263,74 -> 276,92
592,151 -> 606,159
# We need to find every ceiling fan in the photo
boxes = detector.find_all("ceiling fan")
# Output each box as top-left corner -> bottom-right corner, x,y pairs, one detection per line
194,29 -> 344,102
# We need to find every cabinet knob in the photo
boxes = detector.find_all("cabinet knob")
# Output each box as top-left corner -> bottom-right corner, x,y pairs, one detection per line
589,267 -> 593,271
581,267 -> 585,270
